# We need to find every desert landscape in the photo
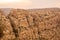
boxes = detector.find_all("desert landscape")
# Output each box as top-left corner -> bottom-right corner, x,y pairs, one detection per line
0,8 -> 60,40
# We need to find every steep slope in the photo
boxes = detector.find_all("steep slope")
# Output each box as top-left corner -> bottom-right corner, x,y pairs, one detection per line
8,8 -> 60,40
0,8 -> 60,40
0,10 -> 15,40
28,8 -> 60,40
8,9 -> 39,40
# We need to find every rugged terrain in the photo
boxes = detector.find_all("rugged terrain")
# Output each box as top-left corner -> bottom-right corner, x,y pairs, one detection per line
0,8 -> 60,40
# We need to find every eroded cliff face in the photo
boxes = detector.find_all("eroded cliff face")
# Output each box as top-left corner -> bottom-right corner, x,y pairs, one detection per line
0,10 -> 15,40
0,8 -> 60,40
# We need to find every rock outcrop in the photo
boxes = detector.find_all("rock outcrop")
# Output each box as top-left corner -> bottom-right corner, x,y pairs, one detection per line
0,8 -> 60,40
0,10 -> 15,40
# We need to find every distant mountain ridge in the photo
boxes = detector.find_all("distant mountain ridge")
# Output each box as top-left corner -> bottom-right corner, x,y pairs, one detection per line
0,8 -> 60,16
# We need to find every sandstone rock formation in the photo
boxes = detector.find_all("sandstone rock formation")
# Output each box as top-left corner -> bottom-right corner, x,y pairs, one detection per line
0,8 -> 60,40
0,10 -> 15,40
8,9 -> 39,40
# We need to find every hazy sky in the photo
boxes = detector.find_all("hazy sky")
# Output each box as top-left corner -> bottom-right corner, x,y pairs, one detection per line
0,0 -> 60,9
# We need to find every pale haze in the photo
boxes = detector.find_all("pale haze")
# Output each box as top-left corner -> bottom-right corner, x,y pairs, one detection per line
0,0 -> 60,9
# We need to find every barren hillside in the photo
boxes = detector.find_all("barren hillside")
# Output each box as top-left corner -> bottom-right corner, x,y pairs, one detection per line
0,8 -> 60,40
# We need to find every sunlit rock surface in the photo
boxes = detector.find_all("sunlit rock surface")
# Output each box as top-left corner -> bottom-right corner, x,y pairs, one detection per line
0,10 -> 15,40
0,8 -> 60,40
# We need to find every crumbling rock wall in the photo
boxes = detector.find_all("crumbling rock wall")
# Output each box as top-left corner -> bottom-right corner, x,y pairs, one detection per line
0,8 -> 60,40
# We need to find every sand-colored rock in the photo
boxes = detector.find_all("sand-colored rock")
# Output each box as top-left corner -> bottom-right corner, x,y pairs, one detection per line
0,8 -> 60,40
28,8 -> 60,40
8,9 -> 39,40
9,8 -> 60,40
0,10 -> 15,40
